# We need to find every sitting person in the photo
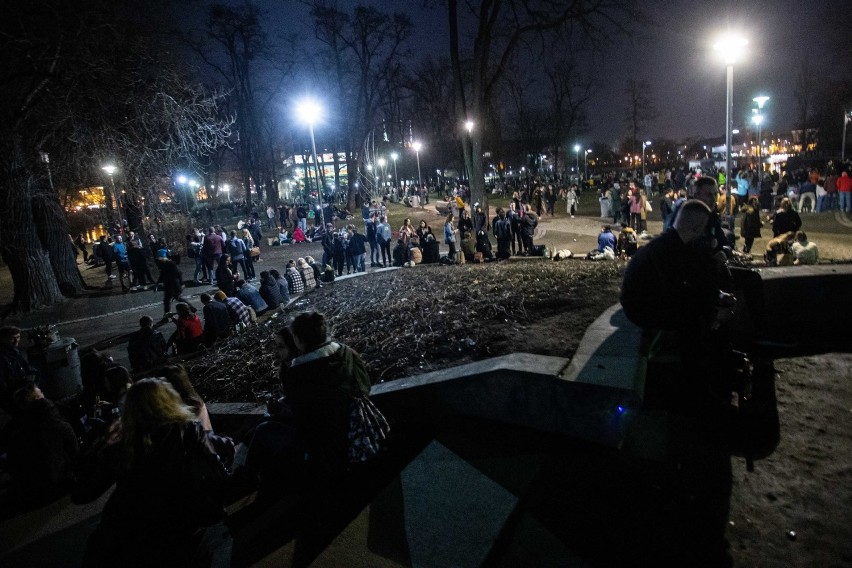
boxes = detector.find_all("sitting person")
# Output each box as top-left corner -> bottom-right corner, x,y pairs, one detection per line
235,279 -> 269,315
200,293 -> 232,344
285,261 -> 305,295
790,230 -> 819,265
408,239 -> 423,265
392,238 -> 409,267
126,316 -> 168,372
615,223 -> 638,258
305,256 -> 323,284
277,227 -> 291,245
73,379 -> 231,566
292,225 -> 306,244
165,303 -> 203,355
214,290 -> 253,326
297,258 -> 318,289
4,382 -> 78,509
587,224 -> 617,260
475,230 -> 494,261
269,269 -> 291,304
421,233 -> 440,264
765,231 -> 795,266
258,271 -> 285,309
460,231 -> 477,262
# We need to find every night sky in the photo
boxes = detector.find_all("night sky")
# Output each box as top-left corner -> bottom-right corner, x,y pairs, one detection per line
202,0 -> 851,147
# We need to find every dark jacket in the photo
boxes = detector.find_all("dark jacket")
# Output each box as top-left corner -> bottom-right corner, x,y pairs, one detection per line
771,209 -> 801,237
156,259 -> 183,293
75,421 -> 229,566
203,301 -> 232,339
348,233 -> 367,256
126,328 -> 167,372
283,343 -> 370,477
215,264 -> 235,296
422,239 -> 440,264
259,274 -> 285,309
472,210 -> 487,234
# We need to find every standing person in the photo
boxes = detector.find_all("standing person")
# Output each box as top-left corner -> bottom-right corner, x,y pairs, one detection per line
187,232 -> 206,283
97,236 -> 116,282
620,200 -> 736,566
366,216 -> 379,267
112,235 -> 132,292
241,228 -> 256,280
74,379 -> 230,567
227,230 -> 249,281
296,203 -> 308,233
492,208 -> 512,260
348,226 -> 367,273
127,232 -> 155,290
266,204 -> 276,229
739,197 -> 763,253
444,213 -> 457,262
202,227 -> 224,286
0,326 -> 40,415
660,187 -> 676,229
565,186 -> 578,218
75,234 -> 90,263
472,203 -> 487,234
508,201 -> 524,256
457,209 -> 473,242
155,250 -> 191,316
322,223 -> 335,269
332,231 -> 347,277
521,205 -> 538,254
629,188 -> 643,232
837,170 -> 852,213
376,216 -> 392,268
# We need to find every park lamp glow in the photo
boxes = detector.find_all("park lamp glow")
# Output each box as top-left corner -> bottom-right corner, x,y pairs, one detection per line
753,95 -> 770,109
713,33 -> 748,65
390,151 -> 398,162
295,98 -> 322,126
643,140 -> 652,147
412,141 -> 423,153
464,120 -> 474,133
751,114 -> 764,126
102,165 -> 117,176
176,175 -> 187,185
573,144 -> 581,153
377,157 -> 386,167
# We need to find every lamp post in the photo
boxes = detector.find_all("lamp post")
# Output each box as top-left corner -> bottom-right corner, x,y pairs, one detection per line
753,96 -> 769,182
642,140 -> 652,178
584,149 -> 591,181
296,99 -> 325,228
412,141 -> 423,191
714,33 -> 748,217
842,110 -> 851,162
390,151 -> 399,192
573,144 -> 580,182
377,157 -> 387,193
102,165 -> 121,225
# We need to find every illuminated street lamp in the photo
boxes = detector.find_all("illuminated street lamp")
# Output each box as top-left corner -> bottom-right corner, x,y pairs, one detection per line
296,98 -> 325,227
390,151 -> 399,190
465,120 -> 474,134
102,164 -> 121,224
584,149 -> 591,180
377,157 -> 387,190
753,96 -> 769,183
412,141 -> 423,191
642,140 -> 652,177
714,32 -> 748,217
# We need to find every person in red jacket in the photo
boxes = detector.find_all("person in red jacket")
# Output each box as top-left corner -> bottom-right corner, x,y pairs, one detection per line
165,303 -> 202,354
837,170 -> 852,213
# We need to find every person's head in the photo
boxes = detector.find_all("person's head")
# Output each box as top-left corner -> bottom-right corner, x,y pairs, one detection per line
104,366 -> 132,399
114,235 -> 123,243
270,269 -> 281,279
139,316 -> 154,329
749,196 -> 759,207
274,326 -> 298,365
290,311 -> 327,353
419,220 -> 427,229
672,200 -> 712,244
175,303 -> 192,317
160,364 -> 203,414
200,293 -> 212,305
689,177 -> 719,208
474,202 -> 481,211
780,197 -> 792,211
305,256 -> 315,264
230,230 -> 237,238
236,279 -> 246,288
603,224 -> 612,233
13,382 -> 43,408
795,230 -> 808,244
218,254 -> 231,268
446,213 -> 454,224
0,326 -> 22,348
122,378 -> 195,459
403,218 -> 411,227
213,291 -> 228,302
380,216 -> 386,223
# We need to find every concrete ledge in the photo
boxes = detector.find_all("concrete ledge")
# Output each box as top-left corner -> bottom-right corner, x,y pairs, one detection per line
371,306 -> 645,448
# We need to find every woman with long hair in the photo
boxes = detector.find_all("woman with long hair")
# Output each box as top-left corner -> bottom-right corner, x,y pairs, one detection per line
444,213 -> 457,262
75,378 -> 230,566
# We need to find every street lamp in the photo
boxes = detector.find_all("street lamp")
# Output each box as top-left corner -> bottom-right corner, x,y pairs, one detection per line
753,96 -> 769,183
465,120 -> 474,134
573,144 -> 580,180
377,157 -> 387,191
102,164 -> 121,224
714,32 -> 748,217
296,98 -> 325,228
584,149 -> 591,180
390,151 -> 399,191
642,140 -> 652,177
412,141 -> 423,191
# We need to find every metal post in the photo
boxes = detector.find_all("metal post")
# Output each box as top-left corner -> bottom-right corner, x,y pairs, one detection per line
725,63 -> 734,217
843,110 -> 850,162
308,124 -> 326,229
756,119 -> 762,184
415,150 -> 422,191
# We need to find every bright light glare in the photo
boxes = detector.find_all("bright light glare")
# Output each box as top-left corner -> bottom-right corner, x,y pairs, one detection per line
390,152 -> 398,161
751,114 -> 764,126
713,34 -> 748,65
296,99 -> 322,125
102,165 -> 117,175
222,184 -> 230,192
573,144 -> 581,152
377,157 -> 386,167
753,95 -> 770,109
412,141 -> 422,152
465,120 -> 474,133
644,140 -> 652,146
176,175 -> 187,184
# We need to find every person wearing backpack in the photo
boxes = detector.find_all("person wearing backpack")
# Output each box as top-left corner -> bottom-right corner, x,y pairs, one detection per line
227,230 -> 249,281
376,216 -> 392,268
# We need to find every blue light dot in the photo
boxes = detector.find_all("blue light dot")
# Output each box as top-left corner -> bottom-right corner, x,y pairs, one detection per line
616,406 -> 625,413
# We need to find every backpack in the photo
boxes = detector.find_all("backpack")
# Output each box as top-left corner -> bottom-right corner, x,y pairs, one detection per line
228,238 -> 244,257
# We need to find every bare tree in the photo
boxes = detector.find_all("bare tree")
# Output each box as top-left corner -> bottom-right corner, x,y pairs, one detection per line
447,0 -> 634,220
623,78 -> 657,158
545,58 -> 593,174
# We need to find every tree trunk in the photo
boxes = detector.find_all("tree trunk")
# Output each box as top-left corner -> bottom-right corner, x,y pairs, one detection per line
32,193 -> 86,296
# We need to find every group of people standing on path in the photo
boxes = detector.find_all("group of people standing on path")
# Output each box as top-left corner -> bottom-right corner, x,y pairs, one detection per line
444,199 -> 538,262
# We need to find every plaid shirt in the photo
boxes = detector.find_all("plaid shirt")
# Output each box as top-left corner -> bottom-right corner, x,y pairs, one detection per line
220,297 -> 251,325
